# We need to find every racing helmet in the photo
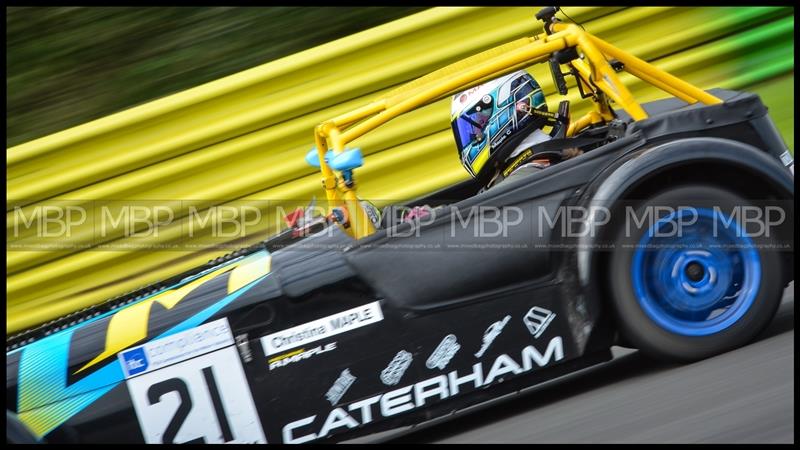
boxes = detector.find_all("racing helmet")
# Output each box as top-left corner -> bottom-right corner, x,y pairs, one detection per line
450,70 -> 548,180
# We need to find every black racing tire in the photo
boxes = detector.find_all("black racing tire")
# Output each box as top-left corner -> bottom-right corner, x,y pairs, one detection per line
607,184 -> 783,362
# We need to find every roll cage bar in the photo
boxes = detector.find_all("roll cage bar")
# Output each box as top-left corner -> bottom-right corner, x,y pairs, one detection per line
309,7 -> 722,240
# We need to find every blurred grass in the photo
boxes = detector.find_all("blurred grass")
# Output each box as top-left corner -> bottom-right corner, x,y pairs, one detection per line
747,73 -> 794,154
6,6 -> 425,148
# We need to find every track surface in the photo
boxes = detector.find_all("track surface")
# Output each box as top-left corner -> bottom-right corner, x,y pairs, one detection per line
360,283 -> 794,444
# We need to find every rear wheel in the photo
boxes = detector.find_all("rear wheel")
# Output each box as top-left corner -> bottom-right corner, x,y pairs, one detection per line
608,184 -> 783,361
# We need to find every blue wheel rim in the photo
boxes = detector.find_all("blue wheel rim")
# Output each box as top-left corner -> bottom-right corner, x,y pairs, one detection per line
631,207 -> 761,336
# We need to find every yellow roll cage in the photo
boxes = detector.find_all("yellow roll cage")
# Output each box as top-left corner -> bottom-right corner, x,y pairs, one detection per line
311,18 -> 722,240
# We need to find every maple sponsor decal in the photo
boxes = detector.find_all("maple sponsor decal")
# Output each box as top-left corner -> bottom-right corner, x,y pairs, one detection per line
261,302 -> 383,356
269,342 -> 337,371
524,306 -> 555,339
282,336 -> 565,443
426,334 -> 460,370
380,350 -> 413,386
325,369 -> 356,406
475,315 -> 511,358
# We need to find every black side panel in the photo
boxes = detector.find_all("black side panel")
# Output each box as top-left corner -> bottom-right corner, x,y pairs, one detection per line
344,135 -> 643,311
626,90 -> 766,139
615,88 -> 749,121
345,193 -> 567,311
619,89 -> 784,156
402,177 -> 483,207
271,226 -> 358,299
6,351 -> 20,412
615,89 -> 796,169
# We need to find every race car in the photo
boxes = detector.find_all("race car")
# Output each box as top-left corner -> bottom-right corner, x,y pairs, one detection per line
6,7 -> 794,444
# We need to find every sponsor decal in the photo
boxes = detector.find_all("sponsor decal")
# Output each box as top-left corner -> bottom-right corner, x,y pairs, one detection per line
118,318 -> 232,379
780,150 -> 794,174
780,150 -> 794,166
235,334 -> 253,363
475,315 -> 511,358
121,347 -> 149,376
282,336 -> 565,443
261,301 -> 383,356
269,342 -> 337,371
503,148 -> 534,177
490,127 -> 514,149
380,350 -> 413,386
360,200 -> 382,228
426,334 -> 460,370
523,306 -> 556,339
325,369 -> 356,406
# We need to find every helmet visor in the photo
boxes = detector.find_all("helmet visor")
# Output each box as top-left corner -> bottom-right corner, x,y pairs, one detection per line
453,101 -> 494,163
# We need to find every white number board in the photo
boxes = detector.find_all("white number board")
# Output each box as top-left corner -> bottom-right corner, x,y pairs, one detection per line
121,319 -> 266,443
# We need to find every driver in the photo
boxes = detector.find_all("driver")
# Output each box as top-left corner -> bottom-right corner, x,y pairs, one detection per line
392,70 -> 581,224
452,69 -> 577,189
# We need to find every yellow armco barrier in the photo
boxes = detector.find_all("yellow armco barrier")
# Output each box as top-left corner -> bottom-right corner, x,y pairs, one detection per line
6,7 -> 795,334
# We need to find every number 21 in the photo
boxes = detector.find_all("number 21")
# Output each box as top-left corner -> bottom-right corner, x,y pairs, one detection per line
146,367 -> 234,444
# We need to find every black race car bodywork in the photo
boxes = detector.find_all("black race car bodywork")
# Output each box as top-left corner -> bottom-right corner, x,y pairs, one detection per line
6,88 -> 794,443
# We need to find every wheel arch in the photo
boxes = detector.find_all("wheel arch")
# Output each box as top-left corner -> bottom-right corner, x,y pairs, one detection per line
574,137 -> 794,339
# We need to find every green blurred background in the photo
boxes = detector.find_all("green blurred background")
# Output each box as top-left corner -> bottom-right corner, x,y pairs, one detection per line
6,6 -> 424,147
